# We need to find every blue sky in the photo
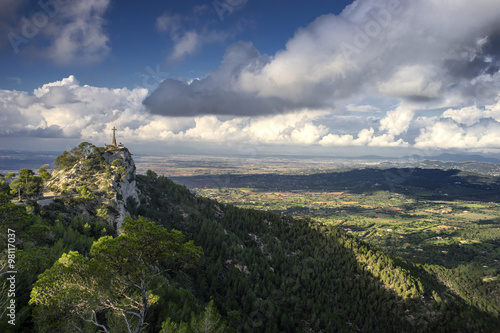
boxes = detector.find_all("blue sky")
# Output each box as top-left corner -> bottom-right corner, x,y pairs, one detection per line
1,0 -> 500,157
0,0 -> 353,91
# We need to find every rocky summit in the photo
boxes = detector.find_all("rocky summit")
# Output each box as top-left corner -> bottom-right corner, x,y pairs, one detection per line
47,142 -> 139,229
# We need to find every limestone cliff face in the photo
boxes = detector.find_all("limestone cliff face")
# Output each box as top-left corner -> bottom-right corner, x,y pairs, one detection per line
102,147 -> 140,229
47,145 -> 139,230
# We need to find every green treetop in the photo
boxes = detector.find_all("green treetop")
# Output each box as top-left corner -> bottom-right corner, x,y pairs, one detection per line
38,165 -> 52,183
9,169 -> 43,201
0,173 -> 14,196
30,216 -> 203,333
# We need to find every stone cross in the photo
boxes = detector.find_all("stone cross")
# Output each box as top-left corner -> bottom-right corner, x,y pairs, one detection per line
112,127 -> 117,146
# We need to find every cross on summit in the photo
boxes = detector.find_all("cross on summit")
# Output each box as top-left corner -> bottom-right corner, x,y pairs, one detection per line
112,126 -> 117,146
106,126 -> 123,148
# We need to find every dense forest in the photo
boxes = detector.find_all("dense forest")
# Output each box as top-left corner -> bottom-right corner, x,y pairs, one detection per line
0,144 -> 499,332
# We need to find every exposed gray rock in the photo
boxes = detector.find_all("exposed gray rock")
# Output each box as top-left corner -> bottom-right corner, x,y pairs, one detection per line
103,148 -> 140,229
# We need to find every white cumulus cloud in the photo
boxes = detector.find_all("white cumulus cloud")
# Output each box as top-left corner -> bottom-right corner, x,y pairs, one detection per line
415,119 -> 500,149
0,76 -> 148,139
379,107 -> 414,136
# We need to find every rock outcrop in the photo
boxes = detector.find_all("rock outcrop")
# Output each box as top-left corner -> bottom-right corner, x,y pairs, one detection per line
102,147 -> 140,229
47,144 -> 139,230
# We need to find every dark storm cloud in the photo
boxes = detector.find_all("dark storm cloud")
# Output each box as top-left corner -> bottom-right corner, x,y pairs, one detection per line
143,78 -> 298,116
29,125 -> 64,138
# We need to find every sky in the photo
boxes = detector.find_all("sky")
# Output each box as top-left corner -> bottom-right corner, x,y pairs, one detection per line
1,0 -> 500,158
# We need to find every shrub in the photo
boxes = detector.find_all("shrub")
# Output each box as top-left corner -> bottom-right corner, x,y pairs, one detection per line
76,185 -> 95,200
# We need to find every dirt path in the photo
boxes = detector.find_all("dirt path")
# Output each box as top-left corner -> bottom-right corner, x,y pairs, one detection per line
38,191 -> 58,206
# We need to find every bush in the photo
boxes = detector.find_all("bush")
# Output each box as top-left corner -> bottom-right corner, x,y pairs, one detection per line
76,185 -> 95,200
116,166 -> 126,178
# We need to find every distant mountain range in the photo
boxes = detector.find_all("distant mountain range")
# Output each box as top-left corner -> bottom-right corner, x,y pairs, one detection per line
0,150 -> 59,172
421,153 -> 500,163
357,153 -> 500,163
